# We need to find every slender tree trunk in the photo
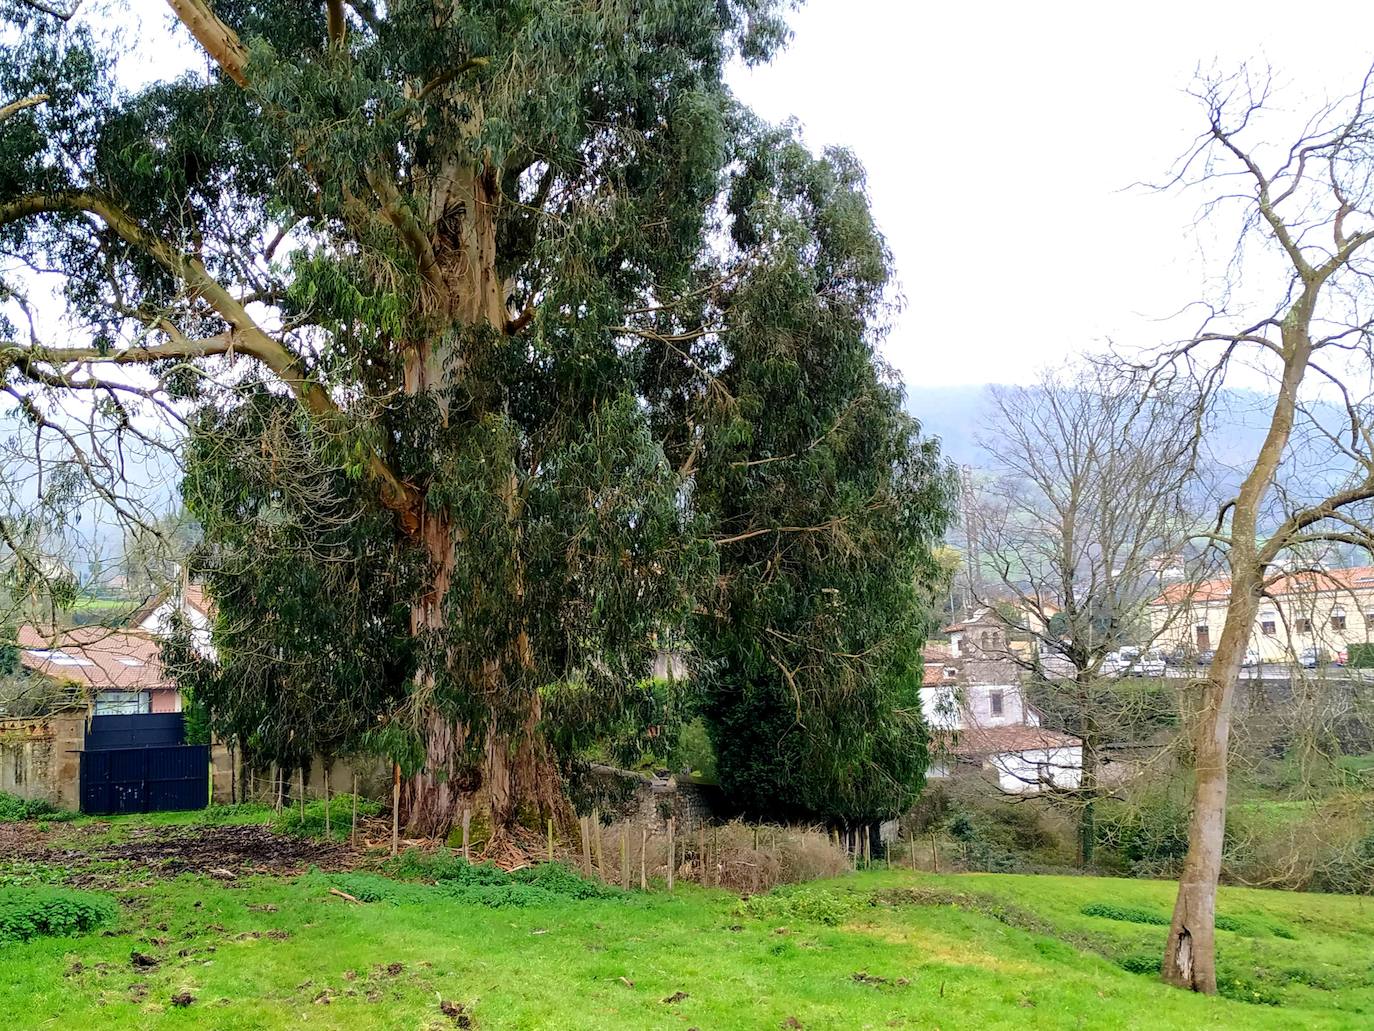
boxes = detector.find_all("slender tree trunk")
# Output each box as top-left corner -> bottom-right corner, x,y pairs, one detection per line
1161,585 -> 1255,992
1163,317 -> 1309,991
1078,696 -> 1098,867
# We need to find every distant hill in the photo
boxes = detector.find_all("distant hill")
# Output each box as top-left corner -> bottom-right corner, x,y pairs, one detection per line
901,384 -> 992,468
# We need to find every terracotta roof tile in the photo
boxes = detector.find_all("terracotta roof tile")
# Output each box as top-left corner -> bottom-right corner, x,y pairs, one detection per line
940,724 -> 1081,756
17,624 -> 171,692
1153,565 -> 1374,607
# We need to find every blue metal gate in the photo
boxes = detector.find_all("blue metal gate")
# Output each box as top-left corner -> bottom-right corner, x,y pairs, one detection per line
78,714 -> 209,814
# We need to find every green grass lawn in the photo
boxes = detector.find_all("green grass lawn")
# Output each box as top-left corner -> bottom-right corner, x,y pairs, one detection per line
4,844 -> 1374,1030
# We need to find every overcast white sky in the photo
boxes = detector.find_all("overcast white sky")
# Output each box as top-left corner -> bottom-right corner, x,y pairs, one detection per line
729,1 -> 1374,387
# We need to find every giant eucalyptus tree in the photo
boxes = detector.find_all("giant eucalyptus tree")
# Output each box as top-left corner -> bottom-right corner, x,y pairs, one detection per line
0,1 -> 952,837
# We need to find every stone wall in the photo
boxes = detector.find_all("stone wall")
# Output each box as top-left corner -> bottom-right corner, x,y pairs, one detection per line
581,766 -> 721,832
208,743 -> 391,806
0,710 -> 85,809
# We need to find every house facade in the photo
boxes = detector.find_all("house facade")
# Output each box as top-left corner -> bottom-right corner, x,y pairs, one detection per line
1149,565 -> 1374,662
17,624 -> 179,715
922,609 -> 1082,793
14,584 -> 216,717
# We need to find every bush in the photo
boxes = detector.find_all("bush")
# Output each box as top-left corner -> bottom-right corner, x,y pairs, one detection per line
1118,954 -> 1161,975
0,888 -> 116,942
328,858 -> 620,909
0,793 -> 73,823
1081,902 -> 1168,926
274,794 -> 380,839
740,885 -> 857,926
1082,901 -> 1294,939
1095,795 -> 1191,875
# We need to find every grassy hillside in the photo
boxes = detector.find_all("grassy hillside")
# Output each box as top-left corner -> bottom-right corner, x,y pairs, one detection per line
3,853 -> 1372,1029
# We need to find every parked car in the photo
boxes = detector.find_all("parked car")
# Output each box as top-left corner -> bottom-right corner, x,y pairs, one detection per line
1300,647 -> 1347,669
1101,646 -> 1140,676
1195,649 -> 1215,666
1242,648 -> 1261,667
1129,650 -> 1167,677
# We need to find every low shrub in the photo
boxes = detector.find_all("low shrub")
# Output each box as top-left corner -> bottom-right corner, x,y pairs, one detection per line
0,888 -> 116,942
1082,901 -> 1295,939
274,794 -> 380,839
327,859 -> 619,909
1217,974 -> 1283,1007
0,793 -> 73,823
740,885 -> 858,926
1118,954 -> 1161,975
1080,902 -> 1168,926
1095,795 -> 1191,875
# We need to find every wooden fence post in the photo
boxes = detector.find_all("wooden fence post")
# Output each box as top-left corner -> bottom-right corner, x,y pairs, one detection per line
547,818 -> 555,864
712,825 -> 719,887
909,833 -> 917,870
462,809 -> 472,862
390,762 -> 400,857
581,815 -> 593,875
640,825 -> 648,890
298,767 -> 306,821
350,773 -> 358,848
592,809 -> 604,879
697,824 -> 706,884
667,818 -> 676,892
620,828 -> 629,889
323,766 -> 331,837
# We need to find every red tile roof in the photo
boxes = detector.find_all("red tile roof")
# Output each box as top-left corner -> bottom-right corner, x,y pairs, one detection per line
921,643 -> 957,686
17,624 -> 172,692
1152,565 -> 1374,607
941,724 -> 1081,756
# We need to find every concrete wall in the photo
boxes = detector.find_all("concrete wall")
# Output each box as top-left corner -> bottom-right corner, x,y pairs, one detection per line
0,711 -> 85,809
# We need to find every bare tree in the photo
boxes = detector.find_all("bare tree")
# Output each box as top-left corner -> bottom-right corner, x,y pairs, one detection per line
1145,66 -> 1374,993
974,363 -> 1206,863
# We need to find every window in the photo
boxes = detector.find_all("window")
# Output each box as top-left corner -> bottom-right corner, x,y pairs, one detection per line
1365,609 -> 1374,628
1332,606 -> 1347,631
93,690 -> 150,716
1295,617 -> 1313,634
989,690 -> 1004,717
979,630 -> 993,651
1260,611 -> 1277,636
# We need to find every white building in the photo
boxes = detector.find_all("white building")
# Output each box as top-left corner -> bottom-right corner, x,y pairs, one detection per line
922,610 -> 1082,794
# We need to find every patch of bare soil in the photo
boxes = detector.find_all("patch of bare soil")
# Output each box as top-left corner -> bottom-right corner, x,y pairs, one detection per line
3,821 -> 363,881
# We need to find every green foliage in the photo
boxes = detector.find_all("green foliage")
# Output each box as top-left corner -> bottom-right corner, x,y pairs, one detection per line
1347,642 -> 1374,668
691,131 -> 955,822
1095,794 -> 1192,874
0,793 -> 70,823
1081,902 -> 1169,926
273,794 -> 381,840
1081,901 -> 1295,940
0,0 -> 952,829
326,858 -> 618,908
739,885 -> 858,926
0,887 -> 115,942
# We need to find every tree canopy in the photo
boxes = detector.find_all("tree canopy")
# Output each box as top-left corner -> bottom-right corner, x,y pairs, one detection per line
0,0 -> 954,834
